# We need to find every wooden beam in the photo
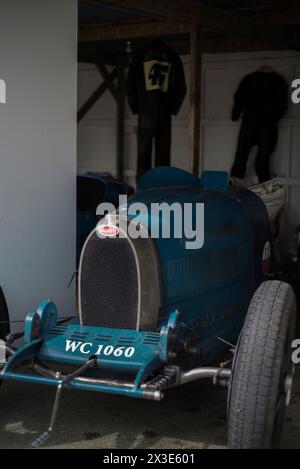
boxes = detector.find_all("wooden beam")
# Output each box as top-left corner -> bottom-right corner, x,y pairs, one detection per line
189,26 -> 202,176
81,1 -> 300,50
77,67 -> 118,122
116,66 -> 125,179
90,0 -> 255,37
203,38 -> 283,54
78,35 -> 299,66
97,63 -> 119,101
79,20 -> 191,42
78,38 -> 191,63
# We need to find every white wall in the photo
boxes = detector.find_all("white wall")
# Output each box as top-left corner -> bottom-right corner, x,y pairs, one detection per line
0,1 -> 77,321
77,60 -> 190,186
200,50 -> 300,228
78,50 -> 300,225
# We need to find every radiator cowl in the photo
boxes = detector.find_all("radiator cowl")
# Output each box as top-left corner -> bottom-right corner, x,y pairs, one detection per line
79,218 -> 162,331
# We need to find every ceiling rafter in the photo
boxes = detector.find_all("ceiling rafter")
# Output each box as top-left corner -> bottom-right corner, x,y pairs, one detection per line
79,20 -> 191,42
80,0 -> 300,50
81,0 -> 255,36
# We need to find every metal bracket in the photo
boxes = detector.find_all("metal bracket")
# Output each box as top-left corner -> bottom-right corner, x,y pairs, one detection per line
32,357 -> 97,448
212,359 -> 233,386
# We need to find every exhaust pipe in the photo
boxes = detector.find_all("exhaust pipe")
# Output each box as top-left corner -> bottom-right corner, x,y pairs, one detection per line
180,367 -> 231,385
32,362 -> 230,398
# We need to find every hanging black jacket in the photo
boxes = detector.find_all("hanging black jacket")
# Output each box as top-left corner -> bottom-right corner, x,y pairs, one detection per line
231,70 -> 289,183
126,39 -> 187,117
232,70 -> 288,127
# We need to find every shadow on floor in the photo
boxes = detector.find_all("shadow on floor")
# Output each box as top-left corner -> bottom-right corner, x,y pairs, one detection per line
0,367 -> 299,449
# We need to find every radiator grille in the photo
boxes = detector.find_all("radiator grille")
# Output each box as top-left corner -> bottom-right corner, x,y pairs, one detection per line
79,231 -> 139,330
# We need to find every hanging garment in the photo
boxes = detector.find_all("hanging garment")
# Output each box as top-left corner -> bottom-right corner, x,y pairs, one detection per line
136,111 -> 172,181
231,70 -> 288,183
126,39 -> 187,179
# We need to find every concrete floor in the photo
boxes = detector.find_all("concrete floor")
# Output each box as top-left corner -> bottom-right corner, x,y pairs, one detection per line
0,367 -> 299,449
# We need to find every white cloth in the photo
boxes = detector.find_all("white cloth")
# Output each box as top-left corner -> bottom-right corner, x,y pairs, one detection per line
248,179 -> 286,222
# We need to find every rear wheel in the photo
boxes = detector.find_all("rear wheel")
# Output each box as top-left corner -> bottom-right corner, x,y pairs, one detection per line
0,287 -> 10,341
228,281 -> 296,449
0,287 -> 9,387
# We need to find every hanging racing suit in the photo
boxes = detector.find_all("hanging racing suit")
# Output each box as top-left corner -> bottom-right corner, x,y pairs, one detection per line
231,70 -> 288,183
126,39 -> 187,180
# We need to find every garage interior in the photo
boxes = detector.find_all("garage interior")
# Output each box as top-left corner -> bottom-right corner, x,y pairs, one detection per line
1,0 -> 300,449
77,0 -> 300,260
71,0 -> 300,448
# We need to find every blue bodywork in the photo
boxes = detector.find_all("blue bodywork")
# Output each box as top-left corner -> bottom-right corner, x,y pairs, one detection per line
126,167 -> 270,361
1,168 -> 271,402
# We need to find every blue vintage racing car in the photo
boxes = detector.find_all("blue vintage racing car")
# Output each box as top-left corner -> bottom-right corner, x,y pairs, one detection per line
0,167 -> 296,449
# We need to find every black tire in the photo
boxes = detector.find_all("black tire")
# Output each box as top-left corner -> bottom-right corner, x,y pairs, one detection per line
0,287 -> 9,388
0,287 -> 9,341
228,280 -> 296,449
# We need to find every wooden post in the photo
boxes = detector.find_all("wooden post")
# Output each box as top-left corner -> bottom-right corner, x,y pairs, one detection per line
116,65 -> 125,180
189,25 -> 202,176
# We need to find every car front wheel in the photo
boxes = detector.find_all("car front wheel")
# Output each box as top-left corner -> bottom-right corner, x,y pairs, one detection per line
228,280 -> 296,449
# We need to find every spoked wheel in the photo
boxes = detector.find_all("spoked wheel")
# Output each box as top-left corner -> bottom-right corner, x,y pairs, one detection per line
228,281 -> 296,449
